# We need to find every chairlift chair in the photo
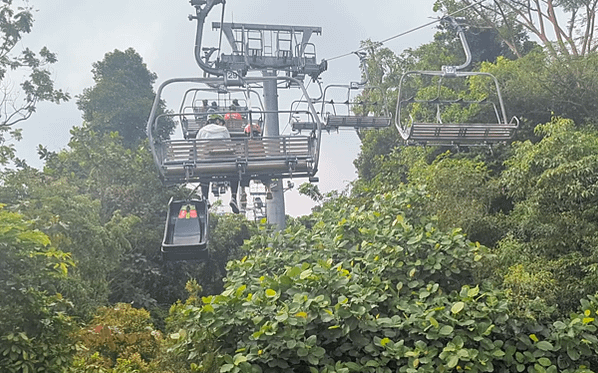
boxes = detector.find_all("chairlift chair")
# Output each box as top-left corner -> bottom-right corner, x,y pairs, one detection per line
148,76 -> 322,187
289,82 -> 324,133
395,17 -> 518,146
321,52 -> 392,131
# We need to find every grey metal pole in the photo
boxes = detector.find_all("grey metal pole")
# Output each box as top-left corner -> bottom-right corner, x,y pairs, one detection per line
262,70 -> 286,230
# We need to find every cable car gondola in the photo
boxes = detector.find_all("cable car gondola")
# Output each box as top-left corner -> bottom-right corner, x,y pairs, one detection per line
395,17 -> 519,146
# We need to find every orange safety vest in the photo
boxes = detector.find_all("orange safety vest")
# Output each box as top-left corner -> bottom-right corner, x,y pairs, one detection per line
225,112 -> 242,120
178,205 -> 198,219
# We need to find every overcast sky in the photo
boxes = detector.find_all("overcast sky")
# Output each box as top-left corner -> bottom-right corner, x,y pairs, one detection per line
15,0 -> 438,216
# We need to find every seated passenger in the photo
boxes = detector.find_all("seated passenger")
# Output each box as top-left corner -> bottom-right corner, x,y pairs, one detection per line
197,114 -> 241,214
198,114 -> 230,139
225,100 -> 243,120
178,204 -> 198,219
225,112 -> 243,120
244,122 -> 262,137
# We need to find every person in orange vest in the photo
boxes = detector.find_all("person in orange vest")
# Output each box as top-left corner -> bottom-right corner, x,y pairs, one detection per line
244,122 -> 262,137
225,99 -> 243,121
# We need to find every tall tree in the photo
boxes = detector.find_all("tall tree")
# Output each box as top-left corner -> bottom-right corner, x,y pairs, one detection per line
0,1 -> 69,170
76,48 -> 174,148
497,117 -> 598,313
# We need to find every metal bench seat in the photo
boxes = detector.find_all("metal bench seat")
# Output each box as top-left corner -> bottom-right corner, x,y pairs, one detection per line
158,136 -> 315,183
402,122 -> 518,145
326,115 -> 391,129
291,121 -> 317,132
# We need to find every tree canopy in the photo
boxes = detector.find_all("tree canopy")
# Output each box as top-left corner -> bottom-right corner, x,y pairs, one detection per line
6,1 -> 598,372
0,207 -> 77,373
76,48 -> 175,148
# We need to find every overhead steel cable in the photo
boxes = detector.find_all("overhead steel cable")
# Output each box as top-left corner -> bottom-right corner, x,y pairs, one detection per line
325,0 -> 485,62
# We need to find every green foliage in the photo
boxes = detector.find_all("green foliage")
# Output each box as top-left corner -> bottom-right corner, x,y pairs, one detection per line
502,263 -> 557,320
479,50 -> 598,133
403,83 -> 489,125
353,127 -> 403,182
166,186 -> 598,372
76,48 -> 174,147
497,117 -> 598,314
6,127 -> 188,310
406,151 -> 506,246
353,145 -> 438,200
162,280 -> 219,373
298,182 -> 324,203
0,165 -> 144,315
0,206 -> 77,373
72,303 -> 163,373
180,213 -> 258,297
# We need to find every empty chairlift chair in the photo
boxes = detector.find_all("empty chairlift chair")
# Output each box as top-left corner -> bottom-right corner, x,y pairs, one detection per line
322,52 -> 392,131
394,17 -> 519,146
289,89 -> 324,134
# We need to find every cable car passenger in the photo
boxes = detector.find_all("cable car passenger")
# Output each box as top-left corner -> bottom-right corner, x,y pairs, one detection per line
225,112 -> 243,120
198,113 -> 230,139
225,99 -> 243,120
178,204 -> 198,219
197,114 -> 240,214
244,122 -> 262,137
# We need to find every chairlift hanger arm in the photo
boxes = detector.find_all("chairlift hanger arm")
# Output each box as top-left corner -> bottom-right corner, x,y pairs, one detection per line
440,16 -> 472,72
190,0 -> 226,77
354,51 -> 369,87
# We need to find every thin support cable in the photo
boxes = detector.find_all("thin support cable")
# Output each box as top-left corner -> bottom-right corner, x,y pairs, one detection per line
326,0 -> 485,62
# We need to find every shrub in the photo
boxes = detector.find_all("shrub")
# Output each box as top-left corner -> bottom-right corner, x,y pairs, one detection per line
72,303 -> 162,373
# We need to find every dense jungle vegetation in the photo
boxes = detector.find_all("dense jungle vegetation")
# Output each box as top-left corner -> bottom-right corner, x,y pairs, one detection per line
4,0 -> 598,372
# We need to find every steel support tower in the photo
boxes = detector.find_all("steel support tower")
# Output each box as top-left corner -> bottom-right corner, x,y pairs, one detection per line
189,0 -> 327,229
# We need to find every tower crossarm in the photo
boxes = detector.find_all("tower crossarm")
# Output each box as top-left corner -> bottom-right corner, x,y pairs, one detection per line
212,22 -> 327,80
